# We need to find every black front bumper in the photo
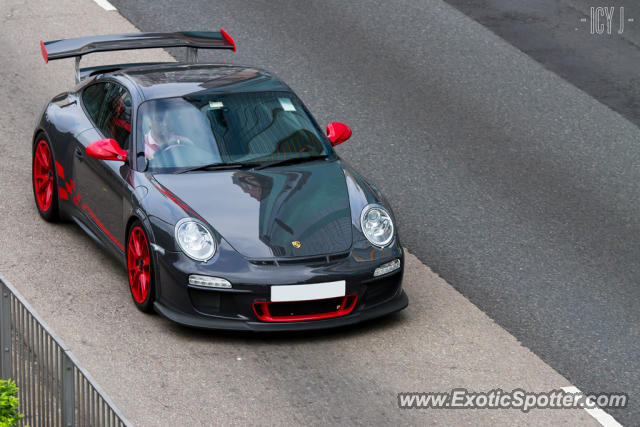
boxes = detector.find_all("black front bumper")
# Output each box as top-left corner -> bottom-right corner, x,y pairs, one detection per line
152,243 -> 408,331
154,289 -> 408,331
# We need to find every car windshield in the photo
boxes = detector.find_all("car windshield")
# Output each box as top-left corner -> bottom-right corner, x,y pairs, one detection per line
137,91 -> 330,172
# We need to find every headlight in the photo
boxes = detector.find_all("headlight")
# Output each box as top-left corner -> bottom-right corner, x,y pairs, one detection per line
360,204 -> 394,247
175,218 -> 216,261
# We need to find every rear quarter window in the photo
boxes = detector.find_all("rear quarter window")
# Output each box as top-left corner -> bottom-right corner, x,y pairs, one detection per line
82,83 -> 109,124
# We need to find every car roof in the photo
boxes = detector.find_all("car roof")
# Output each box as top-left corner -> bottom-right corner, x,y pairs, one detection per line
114,63 -> 292,100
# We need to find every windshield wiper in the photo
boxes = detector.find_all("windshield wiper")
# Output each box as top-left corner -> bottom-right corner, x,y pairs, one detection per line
254,154 -> 328,171
177,162 -> 258,174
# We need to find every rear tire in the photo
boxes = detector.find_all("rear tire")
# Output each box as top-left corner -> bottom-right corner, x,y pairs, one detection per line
127,221 -> 156,313
32,137 -> 60,222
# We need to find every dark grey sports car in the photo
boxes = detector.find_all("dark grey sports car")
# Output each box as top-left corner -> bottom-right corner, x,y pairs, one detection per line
33,30 -> 407,330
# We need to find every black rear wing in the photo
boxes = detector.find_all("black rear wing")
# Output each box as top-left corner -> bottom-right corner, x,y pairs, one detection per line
40,30 -> 236,82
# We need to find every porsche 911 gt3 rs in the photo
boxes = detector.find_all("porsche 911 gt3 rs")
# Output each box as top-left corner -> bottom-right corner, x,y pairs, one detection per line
33,30 -> 407,330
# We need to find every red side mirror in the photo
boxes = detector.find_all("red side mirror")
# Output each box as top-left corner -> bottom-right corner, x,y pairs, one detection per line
326,122 -> 352,146
86,139 -> 127,162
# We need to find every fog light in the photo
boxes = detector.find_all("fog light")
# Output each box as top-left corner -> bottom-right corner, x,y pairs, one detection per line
373,259 -> 401,277
188,275 -> 232,289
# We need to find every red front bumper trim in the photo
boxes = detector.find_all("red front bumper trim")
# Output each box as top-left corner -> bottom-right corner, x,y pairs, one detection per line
253,295 -> 358,322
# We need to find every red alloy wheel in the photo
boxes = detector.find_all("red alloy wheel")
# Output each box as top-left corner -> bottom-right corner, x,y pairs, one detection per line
33,140 -> 54,212
127,226 -> 151,304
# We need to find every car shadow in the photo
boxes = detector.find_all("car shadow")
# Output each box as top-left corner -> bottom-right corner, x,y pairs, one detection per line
160,309 -> 409,344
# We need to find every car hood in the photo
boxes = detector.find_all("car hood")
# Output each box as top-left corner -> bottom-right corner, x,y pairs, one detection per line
153,160 -> 353,259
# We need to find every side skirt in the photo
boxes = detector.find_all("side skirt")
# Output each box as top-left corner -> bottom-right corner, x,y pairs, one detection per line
70,214 -> 127,268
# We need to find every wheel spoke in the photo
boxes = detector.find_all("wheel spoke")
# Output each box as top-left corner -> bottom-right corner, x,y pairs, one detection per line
133,236 -> 142,257
132,271 -> 141,292
128,244 -> 138,262
38,148 -> 49,170
37,148 -> 44,167
44,185 -> 52,207
44,149 -> 51,169
36,179 -> 48,193
139,274 -> 148,298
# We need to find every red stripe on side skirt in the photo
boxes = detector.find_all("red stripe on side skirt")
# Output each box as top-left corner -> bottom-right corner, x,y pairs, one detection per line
81,203 -> 124,251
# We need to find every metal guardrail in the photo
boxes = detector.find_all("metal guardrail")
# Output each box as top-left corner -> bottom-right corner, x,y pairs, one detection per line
0,275 -> 131,426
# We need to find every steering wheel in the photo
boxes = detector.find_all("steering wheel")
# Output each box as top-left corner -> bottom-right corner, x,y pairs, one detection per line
275,138 -> 319,155
159,135 -> 195,153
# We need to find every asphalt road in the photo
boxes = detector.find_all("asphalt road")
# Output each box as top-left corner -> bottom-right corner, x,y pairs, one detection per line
104,0 -> 640,424
444,0 -> 640,143
0,0 -> 602,425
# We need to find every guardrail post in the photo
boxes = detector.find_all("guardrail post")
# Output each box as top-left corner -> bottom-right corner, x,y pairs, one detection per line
0,282 -> 11,379
61,353 -> 75,427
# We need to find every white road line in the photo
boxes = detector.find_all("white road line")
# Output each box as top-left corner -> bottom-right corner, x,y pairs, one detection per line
561,386 -> 623,427
93,0 -> 116,11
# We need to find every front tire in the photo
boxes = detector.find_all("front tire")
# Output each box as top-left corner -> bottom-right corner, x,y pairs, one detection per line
32,137 -> 60,222
127,221 -> 155,313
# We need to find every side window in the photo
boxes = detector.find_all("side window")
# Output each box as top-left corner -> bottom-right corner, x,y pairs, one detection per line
97,83 -> 132,150
82,83 -> 109,125
82,82 -> 132,150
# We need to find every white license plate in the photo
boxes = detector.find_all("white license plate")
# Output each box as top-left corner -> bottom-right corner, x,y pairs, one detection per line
270,280 -> 346,302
